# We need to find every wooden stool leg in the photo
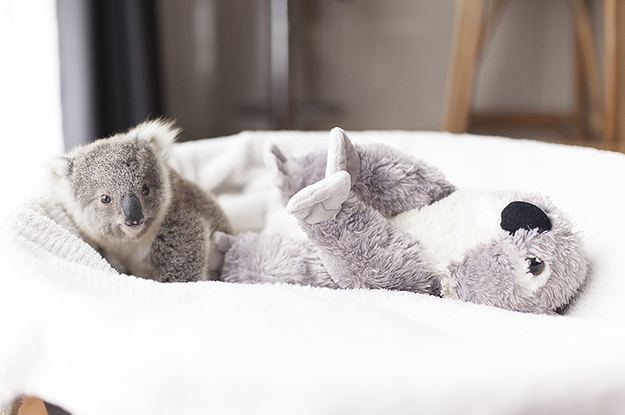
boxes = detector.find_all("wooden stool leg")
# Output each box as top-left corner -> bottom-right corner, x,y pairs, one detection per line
618,1 -> 625,147
573,0 -> 604,137
604,0 -> 617,142
441,0 -> 485,133
573,18 -> 587,141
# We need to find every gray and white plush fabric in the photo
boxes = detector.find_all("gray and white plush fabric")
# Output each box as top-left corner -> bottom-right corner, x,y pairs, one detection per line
219,128 -> 587,314
2,130 -> 625,415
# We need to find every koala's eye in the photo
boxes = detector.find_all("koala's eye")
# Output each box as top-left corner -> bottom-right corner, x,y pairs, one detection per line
527,258 -> 545,276
100,194 -> 112,204
141,184 -> 150,195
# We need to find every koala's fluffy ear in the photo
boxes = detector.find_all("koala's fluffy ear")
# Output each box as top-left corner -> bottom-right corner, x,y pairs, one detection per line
47,155 -> 75,201
133,119 -> 181,158
49,155 -> 74,179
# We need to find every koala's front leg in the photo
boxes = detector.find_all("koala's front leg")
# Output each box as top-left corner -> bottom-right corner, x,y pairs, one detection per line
149,216 -> 209,282
296,191 -> 441,295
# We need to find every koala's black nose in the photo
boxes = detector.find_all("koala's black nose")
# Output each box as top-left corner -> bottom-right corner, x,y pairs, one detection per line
121,194 -> 144,227
500,201 -> 551,235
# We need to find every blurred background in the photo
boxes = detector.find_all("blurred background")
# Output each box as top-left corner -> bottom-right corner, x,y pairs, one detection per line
2,0 -> 622,155
50,0 -> 621,150
2,0 -> 622,219
1,1 -> 623,413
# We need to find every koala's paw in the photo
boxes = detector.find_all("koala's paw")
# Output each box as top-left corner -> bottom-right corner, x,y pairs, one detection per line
326,127 -> 360,187
208,231 -> 236,280
264,143 -> 303,197
286,171 -> 351,224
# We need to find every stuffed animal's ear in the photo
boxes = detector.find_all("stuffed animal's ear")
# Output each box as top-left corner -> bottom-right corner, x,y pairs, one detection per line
500,201 -> 552,235
132,119 -> 181,158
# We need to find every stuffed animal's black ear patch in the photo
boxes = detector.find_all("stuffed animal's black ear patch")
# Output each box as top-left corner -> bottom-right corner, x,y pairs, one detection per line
501,201 -> 552,235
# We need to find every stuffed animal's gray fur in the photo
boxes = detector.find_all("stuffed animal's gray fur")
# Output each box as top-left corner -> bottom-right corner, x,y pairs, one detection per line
49,119 -> 232,282
215,128 -> 588,314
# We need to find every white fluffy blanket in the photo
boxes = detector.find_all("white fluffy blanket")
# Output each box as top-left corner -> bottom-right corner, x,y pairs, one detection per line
2,130 -> 625,415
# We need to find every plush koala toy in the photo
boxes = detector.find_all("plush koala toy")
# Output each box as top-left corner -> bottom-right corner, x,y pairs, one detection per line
50,119 -> 232,282
214,128 -> 588,314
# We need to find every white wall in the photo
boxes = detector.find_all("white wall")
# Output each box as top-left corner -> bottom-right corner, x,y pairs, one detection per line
156,0 -> 590,140
0,0 -> 64,204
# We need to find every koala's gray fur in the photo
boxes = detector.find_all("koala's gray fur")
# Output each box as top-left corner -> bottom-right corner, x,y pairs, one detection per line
215,128 -> 588,314
49,119 -> 232,282
0,398 -> 22,415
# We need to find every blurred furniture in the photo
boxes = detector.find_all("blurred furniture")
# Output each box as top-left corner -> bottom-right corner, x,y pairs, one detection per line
441,0 -> 621,145
268,0 -> 341,129
18,397 -> 48,415
270,0 -> 290,129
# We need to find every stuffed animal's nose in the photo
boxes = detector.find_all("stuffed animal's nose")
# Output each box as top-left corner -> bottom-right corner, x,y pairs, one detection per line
121,194 -> 144,227
500,201 -> 551,235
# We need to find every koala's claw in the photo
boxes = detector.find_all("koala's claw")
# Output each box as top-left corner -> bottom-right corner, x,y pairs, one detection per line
286,171 -> 351,224
264,143 -> 303,196
327,127 -> 361,187
208,231 -> 236,280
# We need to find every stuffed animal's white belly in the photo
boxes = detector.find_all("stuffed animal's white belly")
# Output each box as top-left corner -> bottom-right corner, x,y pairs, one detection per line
389,190 -> 510,275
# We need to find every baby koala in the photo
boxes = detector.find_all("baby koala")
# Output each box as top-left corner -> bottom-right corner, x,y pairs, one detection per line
49,119 -> 232,282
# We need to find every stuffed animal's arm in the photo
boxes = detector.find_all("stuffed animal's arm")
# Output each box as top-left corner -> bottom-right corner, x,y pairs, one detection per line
298,192 -> 442,295
213,231 -> 338,288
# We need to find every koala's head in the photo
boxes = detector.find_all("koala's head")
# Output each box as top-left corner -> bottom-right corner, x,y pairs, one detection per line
453,193 -> 588,314
50,119 -> 179,243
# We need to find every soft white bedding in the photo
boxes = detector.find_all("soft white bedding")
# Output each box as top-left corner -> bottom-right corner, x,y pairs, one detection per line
2,130 -> 625,415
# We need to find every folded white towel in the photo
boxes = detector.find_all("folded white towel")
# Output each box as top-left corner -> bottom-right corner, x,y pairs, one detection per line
2,130 -> 625,415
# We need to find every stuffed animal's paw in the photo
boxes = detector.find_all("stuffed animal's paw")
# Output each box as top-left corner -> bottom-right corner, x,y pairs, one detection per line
208,231 -> 236,280
286,171 -> 351,224
326,127 -> 360,187
264,143 -> 303,196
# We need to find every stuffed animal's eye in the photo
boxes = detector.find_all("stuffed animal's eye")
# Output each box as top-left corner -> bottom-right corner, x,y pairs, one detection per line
100,194 -> 111,204
527,258 -> 545,276
141,184 -> 150,195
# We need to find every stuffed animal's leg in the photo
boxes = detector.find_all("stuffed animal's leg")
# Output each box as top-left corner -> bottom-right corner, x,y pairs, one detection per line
352,144 -> 455,217
266,128 -> 455,216
270,129 -> 442,294
264,144 -> 328,204
298,193 -> 442,295
313,127 -> 455,215
265,128 -> 361,204
213,231 -> 338,288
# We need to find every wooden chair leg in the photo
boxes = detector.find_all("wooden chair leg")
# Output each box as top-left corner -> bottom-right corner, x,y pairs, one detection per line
604,0 -> 617,142
440,0 -> 485,134
618,1 -> 625,147
573,0 -> 604,137
573,24 -> 586,141
476,0 -> 509,58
